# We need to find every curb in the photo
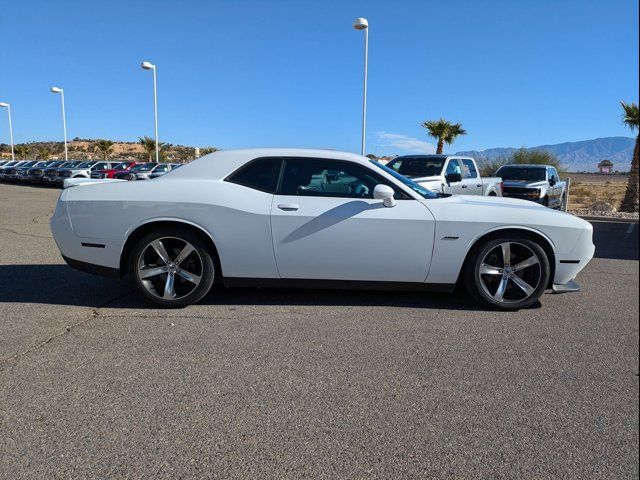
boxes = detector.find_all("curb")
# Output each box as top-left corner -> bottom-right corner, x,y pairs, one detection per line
577,215 -> 639,224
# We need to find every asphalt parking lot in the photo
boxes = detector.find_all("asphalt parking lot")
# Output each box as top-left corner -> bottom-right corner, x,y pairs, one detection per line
0,183 -> 638,478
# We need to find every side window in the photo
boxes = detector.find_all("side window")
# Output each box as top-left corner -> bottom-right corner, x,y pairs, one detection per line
93,162 -> 108,170
551,168 -> 559,180
226,157 -> 282,193
446,159 -> 462,176
386,159 -> 401,172
461,159 -> 478,179
279,158 -> 407,199
547,168 -> 555,181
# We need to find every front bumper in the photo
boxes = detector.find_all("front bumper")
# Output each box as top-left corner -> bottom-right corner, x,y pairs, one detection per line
551,279 -> 580,293
501,192 -> 544,204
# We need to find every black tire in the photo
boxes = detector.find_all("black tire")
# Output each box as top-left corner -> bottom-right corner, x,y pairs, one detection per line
542,196 -> 549,207
464,235 -> 550,311
128,227 -> 216,308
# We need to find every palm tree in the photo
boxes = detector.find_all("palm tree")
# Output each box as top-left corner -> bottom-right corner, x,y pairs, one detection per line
93,139 -> 114,161
421,118 -> 467,154
14,145 -> 30,159
138,136 -> 165,162
619,101 -> 639,213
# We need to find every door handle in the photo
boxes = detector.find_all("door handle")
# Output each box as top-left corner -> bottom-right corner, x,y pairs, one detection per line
277,204 -> 299,211
476,184 -> 482,187
461,185 -> 468,188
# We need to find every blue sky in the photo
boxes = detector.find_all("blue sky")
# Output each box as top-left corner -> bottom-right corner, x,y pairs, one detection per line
0,0 -> 638,156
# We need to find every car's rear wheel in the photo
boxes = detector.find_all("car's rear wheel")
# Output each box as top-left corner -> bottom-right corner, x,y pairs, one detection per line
128,228 -> 215,308
464,236 -> 550,310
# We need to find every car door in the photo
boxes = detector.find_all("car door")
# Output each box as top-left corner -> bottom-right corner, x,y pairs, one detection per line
460,159 -> 483,195
270,157 -> 435,282
443,159 -> 465,194
546,167 -> 559,207
91,162 -> 109,172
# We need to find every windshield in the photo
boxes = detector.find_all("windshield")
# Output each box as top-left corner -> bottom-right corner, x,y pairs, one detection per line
111,162 -> 131,170
133,162 -> 156,172
46,161 -> 64,168
60,162 -> 80,168
20,161 -> 36,167
369,161 -> 437,199
497,166 -> 546,182
385,156 -> 446,178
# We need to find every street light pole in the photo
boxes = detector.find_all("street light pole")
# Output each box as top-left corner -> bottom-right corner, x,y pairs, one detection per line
141,61 -> 159,162
50,87 -> 68,161
353,17 -> 369,156
0,102 -> 14,160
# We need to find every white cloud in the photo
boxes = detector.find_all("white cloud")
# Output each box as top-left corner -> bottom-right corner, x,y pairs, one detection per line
376,132 -> 436,154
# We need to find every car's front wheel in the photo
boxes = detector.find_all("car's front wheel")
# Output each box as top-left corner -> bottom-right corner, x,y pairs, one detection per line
464,236 -> 550,310
128,228 -> 216,308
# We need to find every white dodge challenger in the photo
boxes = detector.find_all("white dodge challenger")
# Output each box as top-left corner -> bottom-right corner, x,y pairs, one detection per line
51,148 -> 595,310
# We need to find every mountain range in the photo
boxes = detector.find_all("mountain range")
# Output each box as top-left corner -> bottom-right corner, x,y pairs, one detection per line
456,136 -> 635,172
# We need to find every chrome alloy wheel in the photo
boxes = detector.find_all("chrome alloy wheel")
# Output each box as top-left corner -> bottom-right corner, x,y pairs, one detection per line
137,237 -> 204,300
478,241 -> 542,304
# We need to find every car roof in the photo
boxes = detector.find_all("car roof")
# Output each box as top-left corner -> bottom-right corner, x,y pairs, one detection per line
390,154 -> 475,161
168,148 -> 370,181
499,164 -> 548,168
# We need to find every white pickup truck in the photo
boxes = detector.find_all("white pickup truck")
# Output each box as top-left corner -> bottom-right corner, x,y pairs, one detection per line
384,155 -> 502,196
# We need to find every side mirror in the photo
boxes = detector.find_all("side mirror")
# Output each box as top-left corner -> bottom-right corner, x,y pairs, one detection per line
373,184 -> 396,208
549,176 -> 556,186
445,172 -> 462,184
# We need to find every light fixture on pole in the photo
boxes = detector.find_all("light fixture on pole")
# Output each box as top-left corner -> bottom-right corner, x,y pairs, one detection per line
353,17 -> 369,156
0,102 -> 14,161
50,87 -> 68,161
141,61 -> 159,162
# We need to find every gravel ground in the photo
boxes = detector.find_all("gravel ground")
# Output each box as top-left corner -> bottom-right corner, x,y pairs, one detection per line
0,183 -> 638,479
572,209 -> 639,221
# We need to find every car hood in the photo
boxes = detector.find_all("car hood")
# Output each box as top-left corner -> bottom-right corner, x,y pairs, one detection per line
412,175 -> 441,183
427,194 -> 547,209
502,180 -> 547,188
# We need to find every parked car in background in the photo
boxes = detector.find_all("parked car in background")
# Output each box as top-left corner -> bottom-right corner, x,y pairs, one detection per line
1,161 -> 37,181
54,161 -> 116,185
385,155 -> 502,196
51,148 -> 594,310
42,161 -> 83,185
496,164 -> 567,210
90,161 -> 138,179
0,160 -> 25,178
25,161 -> 67,183
18,161 -> 57,182
148,163 -> 182,179
114,162 -> 172,180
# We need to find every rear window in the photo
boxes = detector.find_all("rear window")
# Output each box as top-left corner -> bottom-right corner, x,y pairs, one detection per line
226,157 -> 283,193
385,156 -> 446,177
